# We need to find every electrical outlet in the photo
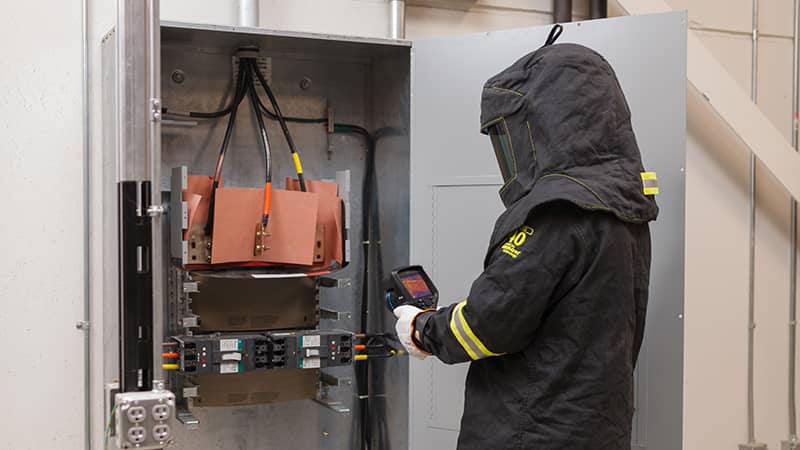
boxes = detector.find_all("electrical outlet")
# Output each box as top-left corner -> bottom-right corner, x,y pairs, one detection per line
115,388 -> 176,450
152,424 -> 171,442
152,404 -> 170,421
126,406 -> 146,423
127,426 -> 146,444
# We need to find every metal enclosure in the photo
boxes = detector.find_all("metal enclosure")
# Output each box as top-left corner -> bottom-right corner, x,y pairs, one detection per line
101,10 -> 686,450
104,21 -> 411,450
409,12 -> 687,450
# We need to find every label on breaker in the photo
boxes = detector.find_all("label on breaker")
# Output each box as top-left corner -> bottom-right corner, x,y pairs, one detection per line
219,339 -> 240,352
300,357 -> 321,369
222,352 -> 242,361
301,335 -> 321,348
220,361 -> 240,374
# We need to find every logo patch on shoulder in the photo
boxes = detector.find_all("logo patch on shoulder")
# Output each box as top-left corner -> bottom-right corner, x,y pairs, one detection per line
501,225 -> 534,258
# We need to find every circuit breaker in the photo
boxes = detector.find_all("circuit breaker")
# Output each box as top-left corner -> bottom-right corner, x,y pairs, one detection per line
166,331 -> 354,374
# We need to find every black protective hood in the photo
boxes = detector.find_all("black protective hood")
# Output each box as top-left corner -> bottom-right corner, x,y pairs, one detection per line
480,39 -> 659,249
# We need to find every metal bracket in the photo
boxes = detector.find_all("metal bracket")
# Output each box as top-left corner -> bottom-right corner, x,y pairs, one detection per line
182,281 -> 198,294
321,372 -> 352,387
253,223 -> 270,256
326,105 -> 335,160
739,444 -> 768,450
151,97 -> 162,122
181,316 -> 199,328
146,204 -> 165,217
313,398 -> 351,414
319,277 -> 351,289
320,308 -> 352,321
177,410 -> 200,429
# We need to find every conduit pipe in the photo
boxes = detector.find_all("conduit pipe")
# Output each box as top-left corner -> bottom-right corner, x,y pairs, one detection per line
787,1 -> 800,448
553,0 -> 572,23
238,0 -> 259,27
390,0 -> 406,39
81,0 -> 92,446
743,1 -> 765,449
589,0 -> 607,19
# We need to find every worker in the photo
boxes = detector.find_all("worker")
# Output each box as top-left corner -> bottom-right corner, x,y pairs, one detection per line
394,28 -> 659,450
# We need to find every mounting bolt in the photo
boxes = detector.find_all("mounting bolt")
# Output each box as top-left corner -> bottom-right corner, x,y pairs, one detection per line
299,77 -> 312,90
75,321 -> 90,331
171,69 -> 186,84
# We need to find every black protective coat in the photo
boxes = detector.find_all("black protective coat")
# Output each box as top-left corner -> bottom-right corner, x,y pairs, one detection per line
414,41 -> 658,449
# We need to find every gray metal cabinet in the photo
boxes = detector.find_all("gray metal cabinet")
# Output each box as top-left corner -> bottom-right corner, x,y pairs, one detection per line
410,12 -> 686,450
102,4 -> 685,448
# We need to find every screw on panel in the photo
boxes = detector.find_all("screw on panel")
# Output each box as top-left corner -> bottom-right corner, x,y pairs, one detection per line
170,69 -> 186,84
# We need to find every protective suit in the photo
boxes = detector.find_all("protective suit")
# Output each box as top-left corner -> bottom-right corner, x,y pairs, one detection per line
401,33 -> 658,449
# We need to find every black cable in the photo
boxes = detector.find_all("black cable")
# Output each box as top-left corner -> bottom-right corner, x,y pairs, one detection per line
250,61 -> 308,192
245,60 -> 273,226
205,59 -> 249,235
256,98 -> 328,124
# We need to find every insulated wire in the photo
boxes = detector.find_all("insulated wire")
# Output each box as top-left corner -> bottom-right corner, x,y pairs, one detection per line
205,59 -> 249,235
250,60 -> 308,192
245,59 -> 274,227
103,404 -> 118,450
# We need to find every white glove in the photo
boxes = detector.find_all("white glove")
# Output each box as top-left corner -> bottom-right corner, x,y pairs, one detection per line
393,305 -> 430,359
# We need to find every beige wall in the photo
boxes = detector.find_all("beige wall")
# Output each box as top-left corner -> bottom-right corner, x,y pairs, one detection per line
74,0 -> 798,448
670,2 -> 799,449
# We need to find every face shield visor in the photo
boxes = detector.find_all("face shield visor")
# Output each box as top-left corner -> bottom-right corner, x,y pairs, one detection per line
482,118 -> 516,184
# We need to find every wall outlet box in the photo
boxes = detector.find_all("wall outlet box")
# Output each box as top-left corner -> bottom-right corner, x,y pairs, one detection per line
115,388 -> 176,450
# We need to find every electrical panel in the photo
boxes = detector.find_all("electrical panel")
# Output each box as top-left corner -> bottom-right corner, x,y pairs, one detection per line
105,16 -> 411,450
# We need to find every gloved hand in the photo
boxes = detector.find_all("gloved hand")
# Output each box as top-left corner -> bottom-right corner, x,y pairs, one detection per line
394,305 -> 430,359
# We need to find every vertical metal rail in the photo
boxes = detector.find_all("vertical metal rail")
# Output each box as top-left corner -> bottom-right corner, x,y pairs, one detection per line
746,0 -> 760,447
117,0 -> 163,391
81,0 -> 91,445
788,1 -> 799,447
147,0 -> 164,384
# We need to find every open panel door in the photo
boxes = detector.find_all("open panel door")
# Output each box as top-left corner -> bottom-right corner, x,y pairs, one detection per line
410,12 -> 687,450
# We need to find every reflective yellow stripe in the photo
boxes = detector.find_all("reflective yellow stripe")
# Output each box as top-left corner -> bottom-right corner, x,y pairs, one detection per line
456,304 -> 505,357
640,171 -> 659,195
292,153 -> 304,174
449,302 -> 480,360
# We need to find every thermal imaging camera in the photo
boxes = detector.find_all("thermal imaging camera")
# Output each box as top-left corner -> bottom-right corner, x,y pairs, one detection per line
385,265 -> 439,311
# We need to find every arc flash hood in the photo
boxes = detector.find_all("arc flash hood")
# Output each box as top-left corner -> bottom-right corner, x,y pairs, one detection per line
481,29 -> 659,249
